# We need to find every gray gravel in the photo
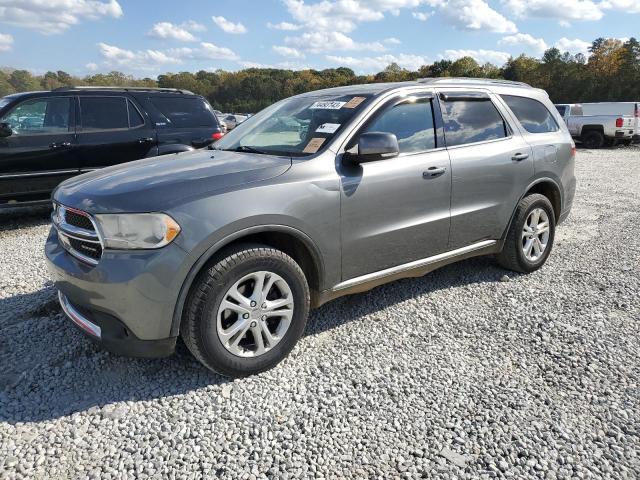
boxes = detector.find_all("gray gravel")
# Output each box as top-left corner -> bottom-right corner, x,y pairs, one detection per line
1,147 -> 639,479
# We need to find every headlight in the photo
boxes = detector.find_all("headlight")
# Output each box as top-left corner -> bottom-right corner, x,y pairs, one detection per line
94,213 -> 181,250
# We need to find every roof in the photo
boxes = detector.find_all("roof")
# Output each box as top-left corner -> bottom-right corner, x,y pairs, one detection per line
294,77 -> 535,99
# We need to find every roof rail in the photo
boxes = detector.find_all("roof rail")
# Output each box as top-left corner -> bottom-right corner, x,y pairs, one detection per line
417,77 -> 531,87
52,86 -> 195,94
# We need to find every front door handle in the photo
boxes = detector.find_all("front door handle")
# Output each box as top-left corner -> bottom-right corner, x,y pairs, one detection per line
512,152 -> 529,161
423,166 -> 446,178
138,137 -> 154,144
49,142 -> 72,149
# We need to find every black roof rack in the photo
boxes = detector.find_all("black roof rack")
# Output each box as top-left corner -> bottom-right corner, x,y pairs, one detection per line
53,86 -> 195,94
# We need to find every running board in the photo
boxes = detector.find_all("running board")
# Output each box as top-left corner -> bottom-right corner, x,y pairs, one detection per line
314,240 -> 499,307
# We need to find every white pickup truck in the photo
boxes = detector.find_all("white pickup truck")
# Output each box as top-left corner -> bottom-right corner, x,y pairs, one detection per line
554,103 -> 638,148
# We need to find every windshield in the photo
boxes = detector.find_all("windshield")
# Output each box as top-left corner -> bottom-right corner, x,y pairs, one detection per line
0,97 -> 11,110
213,93 -> 373,157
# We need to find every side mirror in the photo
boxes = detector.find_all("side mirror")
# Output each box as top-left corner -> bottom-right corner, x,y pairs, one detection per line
0,122 -> 12,138
347,132 -> 399,164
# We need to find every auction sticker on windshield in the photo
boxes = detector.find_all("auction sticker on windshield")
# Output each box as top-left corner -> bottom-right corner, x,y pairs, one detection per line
316,123 -> 341,134
303,138 -> 326,153
309,101 -> 346,110
343,97 -> 367,109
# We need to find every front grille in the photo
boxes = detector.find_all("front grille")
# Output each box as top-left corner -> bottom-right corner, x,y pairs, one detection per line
68,237 -> 103,260
53,204 -> 103,266
65,209 -> 95,231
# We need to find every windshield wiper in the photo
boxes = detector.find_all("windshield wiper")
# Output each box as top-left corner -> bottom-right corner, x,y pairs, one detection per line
221,145 -> 269,155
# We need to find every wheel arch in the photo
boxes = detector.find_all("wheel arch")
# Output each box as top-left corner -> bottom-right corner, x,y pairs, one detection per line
170,225 -> 325,337
499,178 -> 563,248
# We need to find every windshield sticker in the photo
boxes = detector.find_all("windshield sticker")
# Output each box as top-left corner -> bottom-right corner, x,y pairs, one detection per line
303,138 -> 326,154
315,123 -> 341,134
343,97 -> 367,109
309,101 -> 346,110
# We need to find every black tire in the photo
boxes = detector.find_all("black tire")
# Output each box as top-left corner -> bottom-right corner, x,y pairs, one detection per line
181,244 -> 310,377
496,194 -> 556,273
582,130 -> 604,149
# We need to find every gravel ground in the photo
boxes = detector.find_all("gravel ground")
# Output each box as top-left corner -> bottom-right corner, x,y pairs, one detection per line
1,147 -> 639,479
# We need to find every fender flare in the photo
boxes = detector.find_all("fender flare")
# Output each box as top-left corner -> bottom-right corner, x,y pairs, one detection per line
170,224 -> 325,336
498,177 -> 563,249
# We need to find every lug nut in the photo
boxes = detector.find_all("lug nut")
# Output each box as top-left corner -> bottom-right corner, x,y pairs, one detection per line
243,313 -> 249,319
250,321 -> 257,328
262,303 -> 267,309
261,315 -> 267,321
250,301 -> 257,307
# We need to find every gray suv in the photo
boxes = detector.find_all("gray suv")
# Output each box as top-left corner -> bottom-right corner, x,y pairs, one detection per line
45,78 -> 576,377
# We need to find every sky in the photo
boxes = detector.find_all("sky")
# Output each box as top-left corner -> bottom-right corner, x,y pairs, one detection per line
0,0 -> 638,76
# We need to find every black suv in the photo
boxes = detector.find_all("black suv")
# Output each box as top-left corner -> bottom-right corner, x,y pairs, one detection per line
0,87 -> 225,207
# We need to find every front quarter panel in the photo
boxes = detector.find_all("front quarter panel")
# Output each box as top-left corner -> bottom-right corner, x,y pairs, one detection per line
169,152 -> 342,290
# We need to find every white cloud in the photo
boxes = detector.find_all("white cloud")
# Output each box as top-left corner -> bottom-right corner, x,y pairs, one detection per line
85,62 -> 98,71
98,42 -> 180,70
148,21 -> 203,42
441,49 -> 511,65
0,0 -> 122,34
440,0 -> 517,33
502,0 -> 603,21
385,37 -> 401,45
555,37 -> 591,55
212,15 -> 247,34
600,0 -> 640,13
326,53 -> 428,73
97,41 -> 239,70
285,31 -> 386,53
283,0 -> 425,32
169,43 -> 240,61
0,32 -> 13,51
412,11 -> 433,21
182,20 -> 207,32
267,21 -> 302,30
272,45 -> 305,58
499,33 -> 548,54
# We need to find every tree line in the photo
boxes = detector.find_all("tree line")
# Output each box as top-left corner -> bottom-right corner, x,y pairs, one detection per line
1,37 -> 638,113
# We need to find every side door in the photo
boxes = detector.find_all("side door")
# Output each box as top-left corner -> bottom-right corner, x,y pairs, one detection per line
437,90 -> 534,248
339,93 -> 452,280
76,95 -> 157,172
0,96 -> 77,204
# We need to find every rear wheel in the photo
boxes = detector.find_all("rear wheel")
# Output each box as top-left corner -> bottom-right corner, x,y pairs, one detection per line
181,244 -> 310,377
582,130 -> 604,149
497,194 -> 556,273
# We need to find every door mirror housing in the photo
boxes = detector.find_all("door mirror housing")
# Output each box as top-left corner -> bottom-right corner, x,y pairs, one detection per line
0,122 -> 12,138
347,132 -> 399,164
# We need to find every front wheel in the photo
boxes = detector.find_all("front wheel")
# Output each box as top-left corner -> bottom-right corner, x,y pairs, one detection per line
181,244 -> 310,377
496,194 -> 556,273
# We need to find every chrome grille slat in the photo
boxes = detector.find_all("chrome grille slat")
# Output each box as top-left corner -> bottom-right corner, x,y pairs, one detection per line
53,203 -> 103,266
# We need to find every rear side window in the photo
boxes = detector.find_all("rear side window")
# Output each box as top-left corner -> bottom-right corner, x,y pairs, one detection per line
80,97 -> 129,130
128,101 -> 145,128
363,99 -> 436,153
149,97 -> 218,128
441,97 -> 507,147
501,95 -> 559,133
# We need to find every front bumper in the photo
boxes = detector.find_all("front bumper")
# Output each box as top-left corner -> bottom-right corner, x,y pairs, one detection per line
46,227 -> 191,358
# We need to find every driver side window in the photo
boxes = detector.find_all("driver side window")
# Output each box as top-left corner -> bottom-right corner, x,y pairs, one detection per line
0,97 -> 72,136
363,99 -> 436,154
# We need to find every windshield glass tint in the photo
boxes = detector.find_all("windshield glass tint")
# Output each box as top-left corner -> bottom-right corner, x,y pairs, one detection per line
214,94 -> 373,157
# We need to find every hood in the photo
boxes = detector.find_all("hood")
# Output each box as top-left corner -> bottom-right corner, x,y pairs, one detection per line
54,149 -> 292,213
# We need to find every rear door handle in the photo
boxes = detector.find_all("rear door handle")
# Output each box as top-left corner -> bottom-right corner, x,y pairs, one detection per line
49,142 -> 72,149
138,137 -> 154,144
423,166 -> 446,178
512,152 -> 529,161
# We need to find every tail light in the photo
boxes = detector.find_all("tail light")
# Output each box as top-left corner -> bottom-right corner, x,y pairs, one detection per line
570,140 -> 576,157
615,117 -> 624,128
211,132 -> 225,141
